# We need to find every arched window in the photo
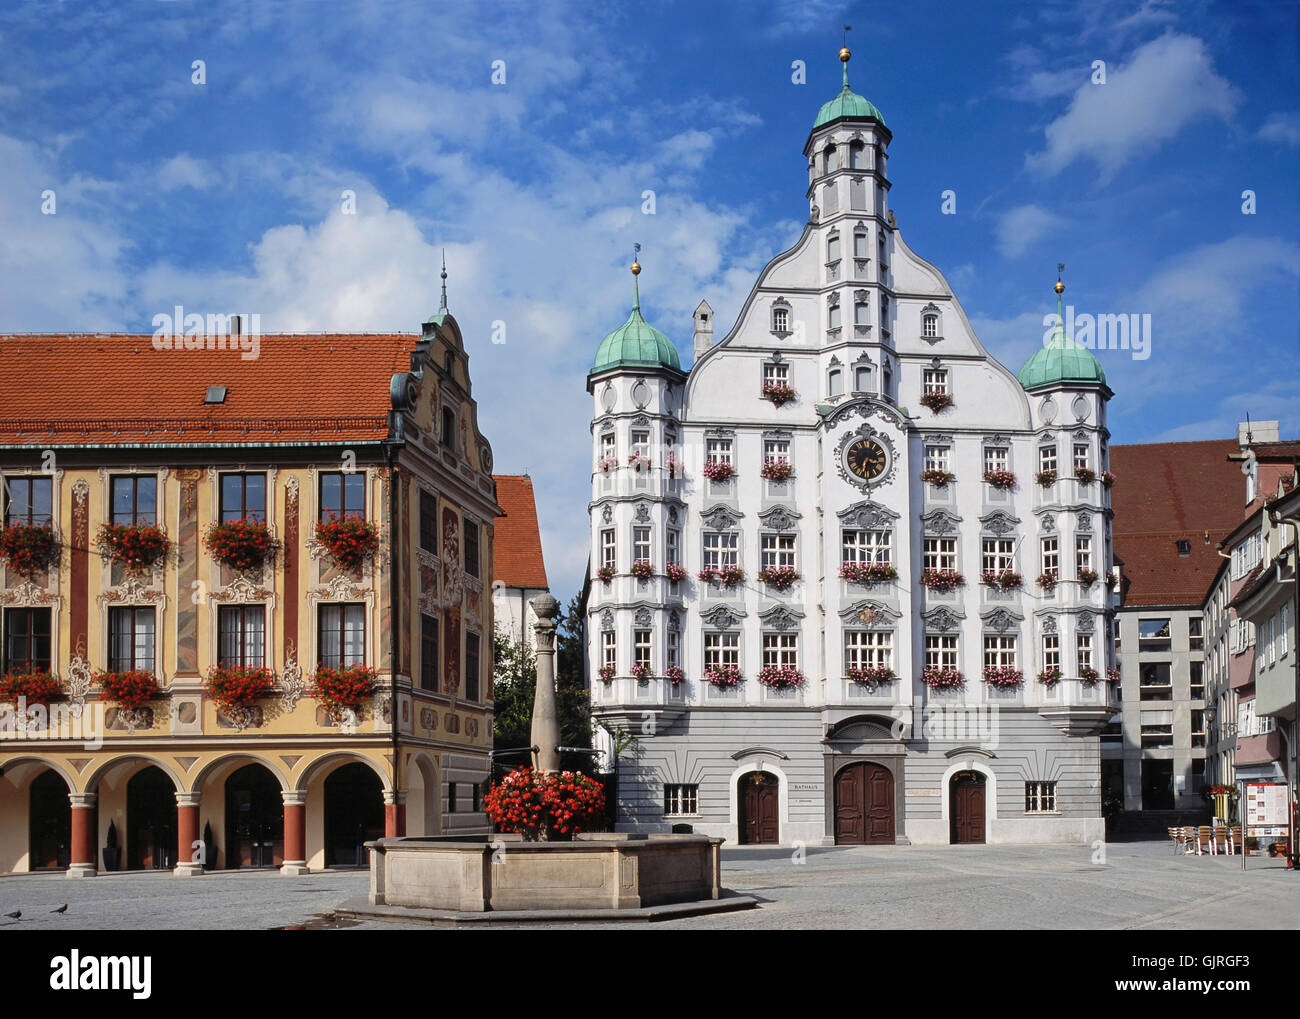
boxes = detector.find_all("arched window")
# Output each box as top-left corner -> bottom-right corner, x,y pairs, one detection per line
824,144 -> 837,173
828,369 -> 843,397
827,235 -> 840,263
849,141 -> 866,169
772,306 -> 789,333
923,313 -> 939,338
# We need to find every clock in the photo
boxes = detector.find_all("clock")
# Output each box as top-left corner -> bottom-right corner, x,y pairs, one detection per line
845,438 -> 888,481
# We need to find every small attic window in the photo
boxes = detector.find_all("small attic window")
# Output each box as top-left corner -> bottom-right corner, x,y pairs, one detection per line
1176,540 -> 1191,557
700,314 -> 708,323
204,386 -> 228,405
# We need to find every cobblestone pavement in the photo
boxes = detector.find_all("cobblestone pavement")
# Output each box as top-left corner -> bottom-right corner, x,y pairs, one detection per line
1,839 -> 1295,930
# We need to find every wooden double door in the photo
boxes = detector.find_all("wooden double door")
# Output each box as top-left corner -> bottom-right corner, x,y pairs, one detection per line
738,772 -> 779,845
834,762 -> 895,844
950,771 -> 986,844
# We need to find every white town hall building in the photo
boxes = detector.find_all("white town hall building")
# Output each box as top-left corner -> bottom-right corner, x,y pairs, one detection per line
585,49 -> 1119,845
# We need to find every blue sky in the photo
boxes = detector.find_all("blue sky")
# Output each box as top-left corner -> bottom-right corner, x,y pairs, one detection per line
1,0 -> 1297,605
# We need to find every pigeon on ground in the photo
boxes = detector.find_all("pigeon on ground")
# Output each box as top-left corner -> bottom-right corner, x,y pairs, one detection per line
50,904 -> 67,914
4,910 -> 20,920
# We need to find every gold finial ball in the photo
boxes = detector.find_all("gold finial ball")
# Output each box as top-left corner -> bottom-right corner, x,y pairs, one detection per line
839,46 -> 851,62
631,261 -> 641,276
1054,280 -> 1065,294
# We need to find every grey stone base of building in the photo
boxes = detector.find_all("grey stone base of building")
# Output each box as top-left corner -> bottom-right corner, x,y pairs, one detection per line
335,893 -> 759,926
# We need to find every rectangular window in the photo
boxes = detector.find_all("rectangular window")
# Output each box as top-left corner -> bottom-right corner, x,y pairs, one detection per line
1138,618 -> 1171,652
1139,661 -> 1172,701
420,614 -> 439,692
1191,711 -> 1206,749
1041,537 -> 1059,576
667,629 -> 680,670
762,632 -> 798,668
1025,782 -> 1057,813
317,603 -> 366,669
1140,720 -> 1174,749
761,533 -> 796,570
1189,660 -> 1204,700
108,606 -> 156,672
702,531 -> 738,569
1038,446 -> 1057,474
828,304 -> 842,331
981,538 -> 1015,574
925,634 -> 958,669
924,537 -> 957,571
419,490 -> 438,553
2,476 -> 53,526
705,438 -> 732,466
845,630 -> 892,670
922,368 -> 948,395
664,784 -> 699,817
854,301 -> 869,327
448,783 -> 458,814
843,529 -> 891,564
704,632 -> 739,670
3,607 -> 51,673
630,431 -> 650,461
1073,443 -> 1090,472
1282,606 -> 1290,658
111,475 -> 157,526
600,432 -> 616,463
320,472 -> 364,522
923,445 -> 950,472
1188,617 -> 1203,652
465,631 -> 480,701
463,517 -> 480,578
763,362 -> 789,384
601,529 -> 616,569
602,630 -> 617,673
1042,634 -> 1060,673
219,473 -> 267,524
983,447 -> 1008,474
983,635 -> 1017,669
763,438 -> 790,464
1076,633 -> 1093,673
772,307 -> 789,333
442,407 -> 456,448
1075,535 -> 1092,573
217,605 -> 265,667
633,526 -> 651,564
666,529 -> 680,566
634,630 -> 652,673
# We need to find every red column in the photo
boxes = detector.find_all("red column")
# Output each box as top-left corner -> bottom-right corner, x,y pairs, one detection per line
68,793 -> 96,878
383,789 -> 406,838
174,792 -> 202,877
281,791 -> 308,875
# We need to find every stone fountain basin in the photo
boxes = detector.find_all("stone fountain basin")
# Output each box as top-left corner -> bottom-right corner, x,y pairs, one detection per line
367,832 -> 724,912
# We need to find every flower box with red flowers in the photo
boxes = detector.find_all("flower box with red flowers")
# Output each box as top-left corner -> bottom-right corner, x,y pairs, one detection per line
596,454 -> 618,474
703,665 -> 742,688
626,451 -> 651,471
97,522 -> 169,571
1099,471 -> 1115,488
1034,469 -> 1058,487
315,513 -> 378,571
664,666 -> 684,685
919,391 -> 953,413
982,468 -> 1017,490
1,668 -> 62,706
839,561 -> 898,584
1077,568 -> 1099,587
1036,571 -> 1059,591
1037,667 -> 1063,686
630,662 -> 651,680
596,563 -> 615,582
204,517 -> 277,572
983,665 -> 1023,688
980,570 -> 1022,590
310,663 -> 377,722
1079,666 -> 1100,684
921,567 -> 965,590
846,665 -> 896,687
484,766 -> 606,841
629,559 -> 654,580
759,458 -> 793,481
664,454 -> 682,477
203,663 -> 275,717
93,669 -> 161,710
1106,666 -> 1121,684
665,562 -> 687,582
762,381 -> 796,406
698,564 -> 744,587
598,665 -> 614,683
0,522 -> 60,576
1074,467 -> 1096,483
701,460 -> 735,482
920,468 -> 956,487
921,666 -> 964,689
757,665 -> 805,690
757,565 -> 800,590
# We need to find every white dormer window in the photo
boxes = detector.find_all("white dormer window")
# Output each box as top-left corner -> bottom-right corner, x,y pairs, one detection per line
922,313 -> 938,338
772,305 -> 789,334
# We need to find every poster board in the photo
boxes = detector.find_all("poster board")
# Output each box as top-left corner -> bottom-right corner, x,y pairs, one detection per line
1242,782 -> 1291,868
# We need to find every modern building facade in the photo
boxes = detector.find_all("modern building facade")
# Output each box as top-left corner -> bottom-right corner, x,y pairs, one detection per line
585,50 -> 1118,847
0,299 -> 498,876
491,474 -> 550,649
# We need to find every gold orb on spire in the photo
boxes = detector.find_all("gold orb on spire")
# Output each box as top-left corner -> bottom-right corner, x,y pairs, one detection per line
1054,280 -> 1065,294
631,260 -> 641,276
839,46 -> 851,62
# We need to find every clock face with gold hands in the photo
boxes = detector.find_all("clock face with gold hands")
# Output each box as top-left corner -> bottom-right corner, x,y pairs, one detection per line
845,438 -> 888,481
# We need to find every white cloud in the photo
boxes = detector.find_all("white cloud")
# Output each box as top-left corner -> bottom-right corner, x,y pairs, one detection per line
1026,33 -> 1240,180
994,204 -> 1062,258
1258,111 -> 1300,146
157,154 -> 219,191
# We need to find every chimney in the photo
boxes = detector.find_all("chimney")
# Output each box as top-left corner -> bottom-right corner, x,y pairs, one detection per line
1238,419 -> 1280,446
693,300 -> 713,360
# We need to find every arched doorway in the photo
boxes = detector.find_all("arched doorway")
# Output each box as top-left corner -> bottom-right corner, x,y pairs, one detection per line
949,770 -> 986,844
225,764 -> 284,868
834,762 -> 895,845
29,769 -> 70,870
737,771 -> 779,845
323,763 -> 384,866
127,767 -> 177,870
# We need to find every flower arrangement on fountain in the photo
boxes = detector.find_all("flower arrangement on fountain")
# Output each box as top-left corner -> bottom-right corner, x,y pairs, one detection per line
309,663 -> 377,722
203,516 -> 277,572
757,565 -> 800,590
0,521 -> 60,576
1099,470 -> 1115,488
665,562 -> 687,582
1079,666 -> 1100,684
919,390 -> 953,413
598,664 -> 614,683
629,559 -> 654,579
596,454 -> 618,473
664,665 -> 684,685
596,563 -> 615,582
982,665 -> 1023,688
920,567 -> 965,590
626,450 -> 651,471
664,453 -> 682,477
630,661 -> 651,681
839,561 -> 898,584
93,668 -> 161,710
982,468 -> 1017,489
0,667 -> 62,706
1034,469 -> 1057,487
846,665 -> 895,687
756,665 -> 805,690
1036,570 -> 1058,591
484,766 -> 606,841
702,665 -> 742,688
920,468 -> 955,487
921,665 -> 963,689
1106,666 -> 1121,684
203,663 -> 275,719
1074,466 -> 1096,483
980,570 -> 1022,590
1036,666 -> 1063,686
759,458 -> 793,481
96,522 -> 169,571
762,380 -> 796,406
314,513 -> 379,571
1077,568 -> 1099,587
701,459 -> 735,482
698,564 -> 744,587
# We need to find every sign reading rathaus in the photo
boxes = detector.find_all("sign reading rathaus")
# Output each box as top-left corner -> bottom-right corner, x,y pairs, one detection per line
585,49 -> 1118,846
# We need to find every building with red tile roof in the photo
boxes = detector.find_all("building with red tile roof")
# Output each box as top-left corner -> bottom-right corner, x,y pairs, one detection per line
492,474 -> 550,648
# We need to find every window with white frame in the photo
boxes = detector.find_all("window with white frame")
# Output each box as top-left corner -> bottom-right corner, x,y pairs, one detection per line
1075,535 -> 1092,573
704,631 -> 739,670
1073,443 -> 1090,472
600,433 -> 615,463
772,306 -> 789,333
846,630 -> 892,670
922,312 -> 938,338
1283,605 -> 1290,658
1077,633 -> 1093,672
1042,633 -> 1060,673
1025,782 -> 1057,813
828,368 -> 843,397
983,447 -> 1008,473
984,634 -> 1017,668
763,438 -> 790,465
667,629 -> 680,670
1038,445 -> 1058,474
922,367 -> 948,395
924,536 -> 957,571
761,533 -> 796,569
601,630 -> 617,673
702,531 -> 738,569
763,632 -> 798,668
633,526 -> 651,564
664,784 -> 699,817
666,529 -> 680,566
1188,616 -> 1203,651
1268,615 -> 1276,666
601,529 -> 616,569
827,234 -> 840,262
854,300 -> 870,327
924,444 -> 950,472
843,529 -> 891,564
706,438 -> 732,466
634,629 -> 652,672
828,303 -> 842,331
630,430 -> 649,457
982,538 -> 1015,574
925,634 -> 958,669
1041,537 -> 1060,576
854,231 -> 868,258
763,362 -> 789,386
854,365 -> 871,392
